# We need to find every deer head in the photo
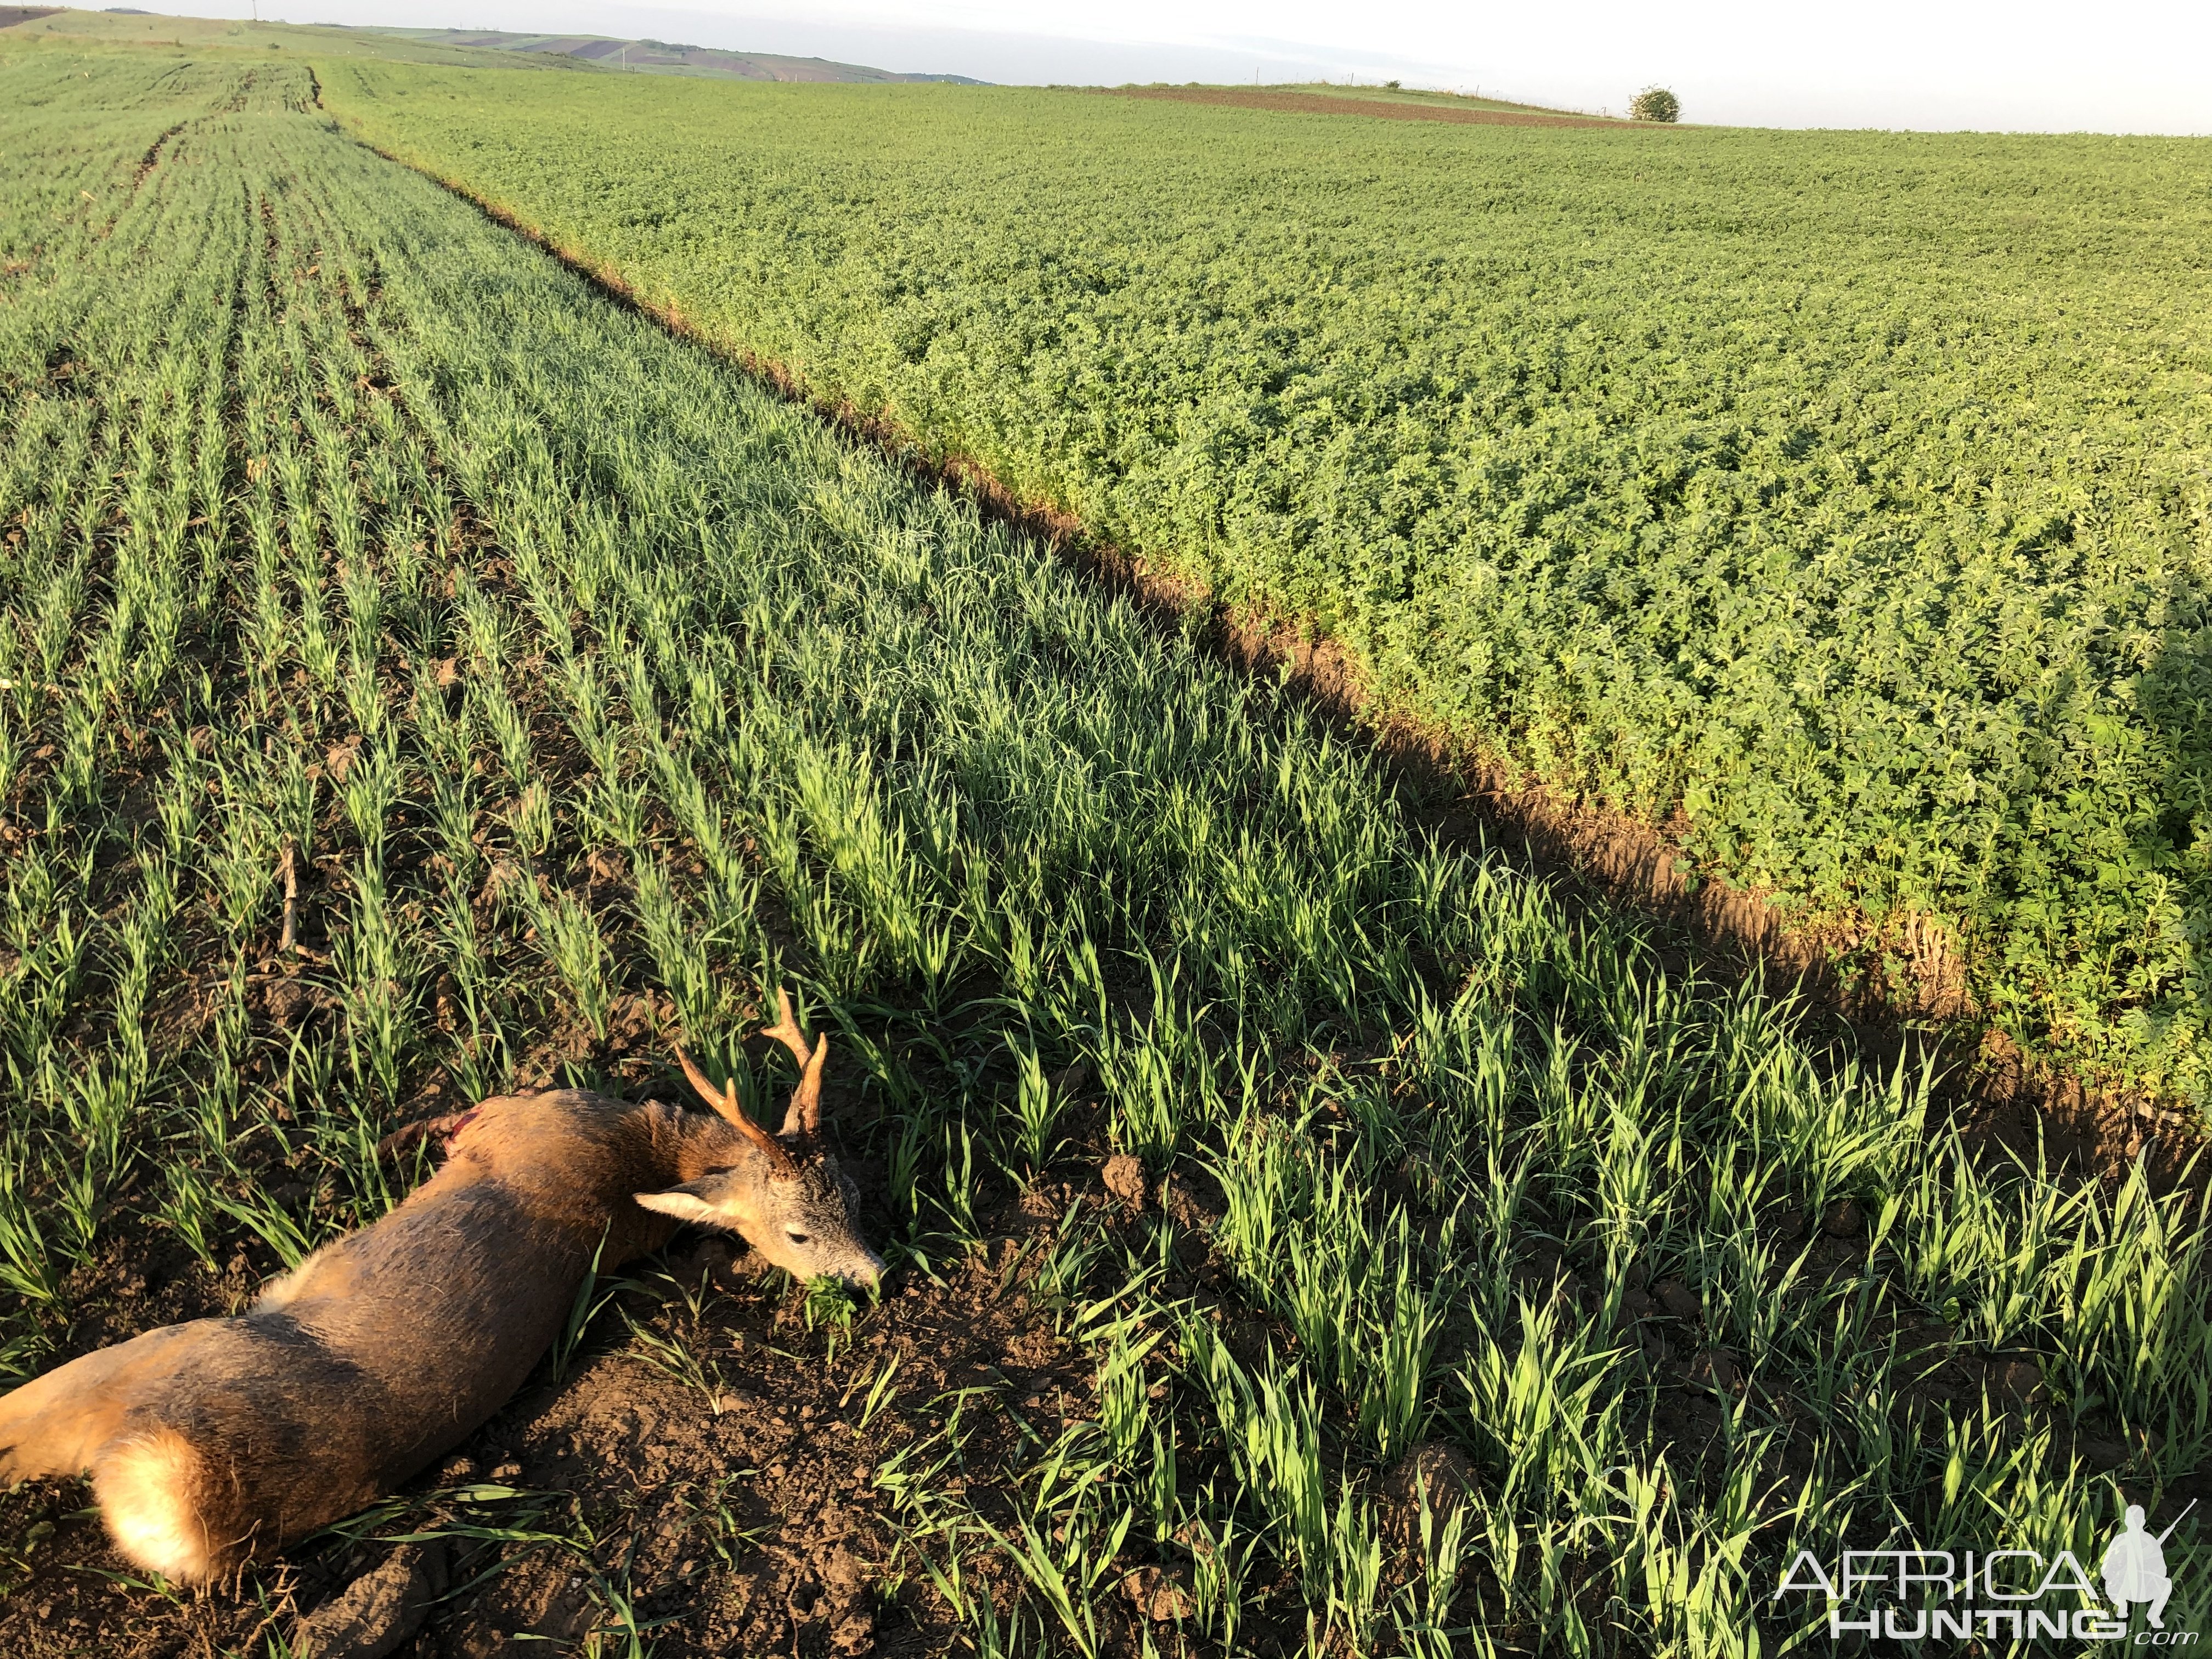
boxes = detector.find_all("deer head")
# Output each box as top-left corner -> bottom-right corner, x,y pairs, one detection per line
638,990 -> 885,1291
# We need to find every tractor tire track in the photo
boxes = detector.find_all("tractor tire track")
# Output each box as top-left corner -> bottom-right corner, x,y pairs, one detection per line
132,121 -> 184,190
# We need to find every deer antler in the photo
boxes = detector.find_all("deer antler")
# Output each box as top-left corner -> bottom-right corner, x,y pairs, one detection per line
759,988 -> 813,1070
761,986 -> 832,1141
674,1046 -> 797,1176
783,1031 -> 828,1138
761,988 -> 827,1138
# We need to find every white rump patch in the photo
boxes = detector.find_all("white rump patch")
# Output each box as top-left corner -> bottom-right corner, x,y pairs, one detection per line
95,1431 -> 212,1583
251,1244 -> 326,1310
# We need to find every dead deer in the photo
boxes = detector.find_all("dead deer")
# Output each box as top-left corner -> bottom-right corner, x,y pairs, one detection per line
0,990 -> 881,1583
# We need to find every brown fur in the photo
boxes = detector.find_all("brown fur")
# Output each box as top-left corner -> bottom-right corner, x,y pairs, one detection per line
0,1073 -> 879,1581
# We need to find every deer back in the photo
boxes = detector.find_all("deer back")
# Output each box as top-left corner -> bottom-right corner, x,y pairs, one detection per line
0,991 -> 883,1583
0,1089 -> 717,1577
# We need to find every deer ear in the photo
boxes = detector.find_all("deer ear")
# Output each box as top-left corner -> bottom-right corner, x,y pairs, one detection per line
634,1181 -> 725,1226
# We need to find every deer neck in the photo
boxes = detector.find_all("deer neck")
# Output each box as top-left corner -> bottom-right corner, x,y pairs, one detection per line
670,1111 -> 759,1182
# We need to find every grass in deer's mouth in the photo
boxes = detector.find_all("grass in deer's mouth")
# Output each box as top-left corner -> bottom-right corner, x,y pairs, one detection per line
0,41 -> 2206,1658
804,1275 -> 865,1335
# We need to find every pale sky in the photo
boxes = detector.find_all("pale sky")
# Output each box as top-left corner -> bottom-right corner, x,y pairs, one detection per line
167,0 -> 2212,131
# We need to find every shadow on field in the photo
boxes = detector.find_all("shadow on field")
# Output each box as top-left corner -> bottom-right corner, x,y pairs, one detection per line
2120,584 -> 2212,1172
1192,606 -> 2212,1194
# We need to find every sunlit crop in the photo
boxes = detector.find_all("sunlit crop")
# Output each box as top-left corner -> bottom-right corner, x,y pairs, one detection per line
320,61 -> 2212,1101
2,43 -> 2207,1654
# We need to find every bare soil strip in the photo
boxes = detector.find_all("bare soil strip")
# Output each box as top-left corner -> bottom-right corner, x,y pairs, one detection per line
1090,86 -> 1637,129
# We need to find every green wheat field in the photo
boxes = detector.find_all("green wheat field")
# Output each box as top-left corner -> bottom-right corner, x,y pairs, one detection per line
2,14 -> 2209,1656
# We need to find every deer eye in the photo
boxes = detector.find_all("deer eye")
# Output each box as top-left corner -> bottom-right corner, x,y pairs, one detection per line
786,1229 -> 810,1244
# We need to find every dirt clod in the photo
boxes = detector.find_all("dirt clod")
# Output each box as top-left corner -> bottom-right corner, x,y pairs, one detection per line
1821,1197 -> 1864,1237
1381,1440 -> 1477,1549
1163,1170 -> 1225,1233
820,1545 -> 866,1589
292,1540 -> 447,1659
1998,1357 -> 2046,1402
1120,1563 -> 1194,1622
1102,1152 -> 1147,1210
1689,1348 -> 1742,1392
265,975 -> 311,1029
1655,1278 -> 1701,1319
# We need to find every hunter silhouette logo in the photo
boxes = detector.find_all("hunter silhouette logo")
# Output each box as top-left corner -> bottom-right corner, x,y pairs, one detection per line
1773,1498 -> 2199,1644
2104,1502 -> 2194,1631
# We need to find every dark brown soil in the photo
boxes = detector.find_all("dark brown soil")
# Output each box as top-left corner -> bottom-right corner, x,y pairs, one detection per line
0,1149 -> 1219,1657
1,1155 -> 2175,1657
0,8 -> 62,31
1091,86 -> 1637,130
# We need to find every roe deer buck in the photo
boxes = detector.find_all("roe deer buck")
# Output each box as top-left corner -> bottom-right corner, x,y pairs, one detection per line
0,990 -> 881,1582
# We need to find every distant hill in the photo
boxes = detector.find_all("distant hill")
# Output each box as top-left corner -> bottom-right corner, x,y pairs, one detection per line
362,27 -> 986,84
1104,83 -> 1614,126
0,10 -> 983,82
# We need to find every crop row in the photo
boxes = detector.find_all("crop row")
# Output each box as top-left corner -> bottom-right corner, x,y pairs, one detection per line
316,61 -> 2212,1101
0,47 -> 2206,1650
